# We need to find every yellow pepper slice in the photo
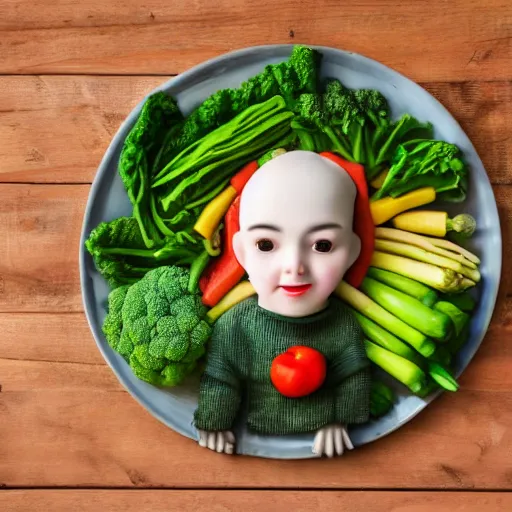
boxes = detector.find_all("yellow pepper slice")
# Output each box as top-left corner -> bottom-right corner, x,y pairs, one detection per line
370,187 -> 436,226
194,185 -> 237,240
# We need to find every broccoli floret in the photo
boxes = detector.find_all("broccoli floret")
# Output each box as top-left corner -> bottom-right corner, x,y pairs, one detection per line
354,89 -> 390,130
323,80 -> 363,134
102,265 -> 212,387
102,285 -> 130,350
292,92 -> 354,159
294,93 -> 326,125
288,45 -> 322,94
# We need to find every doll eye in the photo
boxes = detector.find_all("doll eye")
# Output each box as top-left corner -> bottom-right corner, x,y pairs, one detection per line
313,240 -> 333,253
256,239 -> 275,252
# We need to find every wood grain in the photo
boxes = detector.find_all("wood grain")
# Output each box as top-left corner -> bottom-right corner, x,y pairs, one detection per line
0,0 -> 511,81
0,182 -> 508,313
0,77 -> 511,184
1,490 -> 512,511
0,301 -> 511,488
0,76 -> 165,183
0,184 -> 87,312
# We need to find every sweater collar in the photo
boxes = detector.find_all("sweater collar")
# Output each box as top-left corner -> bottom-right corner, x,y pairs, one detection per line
253,297 -> 336,324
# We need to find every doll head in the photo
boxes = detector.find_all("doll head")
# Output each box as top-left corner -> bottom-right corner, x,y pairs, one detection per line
233,150 -> 362,317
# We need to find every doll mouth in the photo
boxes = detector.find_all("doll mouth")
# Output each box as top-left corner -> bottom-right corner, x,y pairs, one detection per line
279,284 -> 312,296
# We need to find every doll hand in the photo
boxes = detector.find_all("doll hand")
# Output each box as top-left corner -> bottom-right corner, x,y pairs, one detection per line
312,424 -> 354,458
197,430 -> 236,455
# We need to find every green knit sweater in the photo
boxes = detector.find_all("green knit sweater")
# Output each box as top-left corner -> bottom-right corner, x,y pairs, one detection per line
194,296 -> 371,435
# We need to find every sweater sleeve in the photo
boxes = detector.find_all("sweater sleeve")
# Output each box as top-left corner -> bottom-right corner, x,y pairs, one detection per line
193,312 -> 243,432
331,312 -> 372,425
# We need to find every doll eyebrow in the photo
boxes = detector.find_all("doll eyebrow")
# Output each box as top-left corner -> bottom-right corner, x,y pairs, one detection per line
306,223 -> 342,234
247,224 -> 281,232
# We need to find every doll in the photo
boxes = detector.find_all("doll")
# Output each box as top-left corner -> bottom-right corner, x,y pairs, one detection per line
194,150 -> 373,457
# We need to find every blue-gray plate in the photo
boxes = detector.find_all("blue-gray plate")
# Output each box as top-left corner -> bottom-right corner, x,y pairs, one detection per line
79,45 -> 502,459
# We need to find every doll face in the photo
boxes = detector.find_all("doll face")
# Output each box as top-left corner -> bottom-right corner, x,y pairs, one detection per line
233,151 -> 361,317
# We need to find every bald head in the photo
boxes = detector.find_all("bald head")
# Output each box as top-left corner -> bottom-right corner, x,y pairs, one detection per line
239,150 -> 357,231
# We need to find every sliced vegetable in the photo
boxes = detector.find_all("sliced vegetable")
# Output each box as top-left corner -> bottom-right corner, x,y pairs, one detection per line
257,148 -> 287,167
374,239 -> 481,283
349,307 -> 424,367
364,340 -> 427,394
370,380 -> 395,418
202,224 -> 222,257
193,160 -> 260,242
230,160 -> 260,194
360,277 -> 453,341
194,186 -> 237,240
433,301 -> 470,337
370,187 -> 436,225
366,267 -> 438,307
188,250 -> 211,293
428,345 -> 452,367
428,362 -> 459,391
370,168 -> 389,189
442,291 -> 477,312
335,281 -> 436,357
392,210 -> 476,237
375,227 -> 478,269
370,251 -> 473,293
206,281 -> 256,323
423,234 -> 480,265
414,378 -> 440,398
446,322 -> 470,355
200,196 -> 245,307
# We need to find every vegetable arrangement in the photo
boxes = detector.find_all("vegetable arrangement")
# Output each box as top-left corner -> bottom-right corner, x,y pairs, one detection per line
86,45 -> 482,416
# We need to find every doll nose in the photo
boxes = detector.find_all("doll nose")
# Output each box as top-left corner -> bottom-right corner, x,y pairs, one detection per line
283,249 -> 306,276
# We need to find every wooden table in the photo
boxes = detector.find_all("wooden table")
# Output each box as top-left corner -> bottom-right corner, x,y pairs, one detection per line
1,1 -> 511,510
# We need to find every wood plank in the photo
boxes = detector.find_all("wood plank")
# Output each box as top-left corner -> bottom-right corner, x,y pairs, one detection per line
1,490 -> 512,512
0,302 -> 511,488
0,77 -> 511,184
0,76 -> 166,183
0,184 -> 87,313
0,313 -> 104,365
0,0 -> 511,81
0,183 -> 509,313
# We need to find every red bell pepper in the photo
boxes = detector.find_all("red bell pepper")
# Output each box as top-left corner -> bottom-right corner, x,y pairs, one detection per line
199,195 -> 246,307
230,160 -> 259,194
320,152 -> 375,288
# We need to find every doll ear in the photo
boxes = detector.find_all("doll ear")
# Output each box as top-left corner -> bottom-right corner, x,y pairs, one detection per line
347,232 -> 362,269
232,231 -> 246,268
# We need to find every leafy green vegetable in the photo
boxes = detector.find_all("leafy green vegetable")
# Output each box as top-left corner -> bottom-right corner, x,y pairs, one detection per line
152,95 -> 294,219
118,92 -> 184,248
157,45 -> 321,166
85,217 -> 203,288
102,265 -> 212,387
372,139 -> 468,202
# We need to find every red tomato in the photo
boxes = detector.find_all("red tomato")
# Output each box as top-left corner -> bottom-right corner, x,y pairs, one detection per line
270,346 -> 327,398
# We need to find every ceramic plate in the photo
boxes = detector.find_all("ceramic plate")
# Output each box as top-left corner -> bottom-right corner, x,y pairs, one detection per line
79,45 -> 502,459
